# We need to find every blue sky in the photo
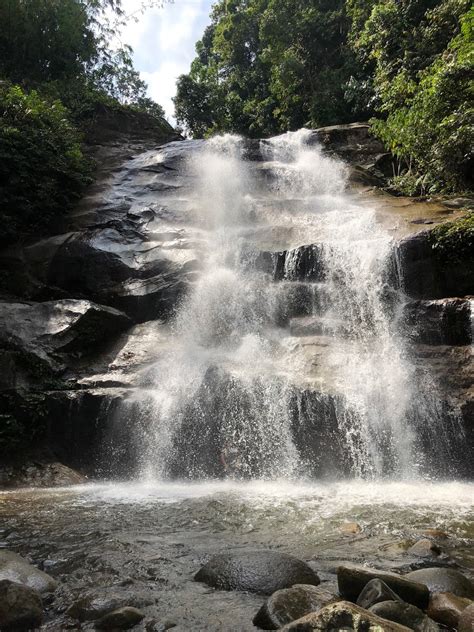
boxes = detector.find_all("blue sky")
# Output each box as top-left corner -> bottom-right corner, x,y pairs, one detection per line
120,0 -> 214,123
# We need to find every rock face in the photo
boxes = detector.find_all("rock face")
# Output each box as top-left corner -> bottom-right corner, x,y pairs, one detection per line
403,298 -> 472,345
194,551 -> 320,595
396,230 -> 473,299
406,568 -> 474,599
337,565 -> 430,609
280,601 -> 412,631
0,579 -> 43,631
253,584 -> 336,629
0,551 -> 57,595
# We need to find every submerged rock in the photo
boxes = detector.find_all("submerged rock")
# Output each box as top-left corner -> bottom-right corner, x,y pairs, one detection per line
357,579 -> 403,609
67,595 -> 127,622
406,568 -> 474,599
253,584 -> 336,629
427,592 -> 473,627
95,606 -> 144,630
280,601 -> 412,631
337,565 -> 430,609
408,539 -> 442,558
194,550 -> 320,594
0,551 -> 57,595
0,579 -> 43,631
369,601 -> 439,631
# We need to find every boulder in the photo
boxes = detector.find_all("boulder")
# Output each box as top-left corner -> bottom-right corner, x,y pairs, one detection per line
0,551 -> 57,595
406,568 -> 474,599
337,565 -> 429,609
67,595 -> 126,622
403,299 -> 471,345
95,606 -> 144,630
427,592 -> 472,627
458,603 -> 474,632
0,461 -> 86,489
408,539 -> 442,558
357,579 -> 403,609
194,550 -> 320,595
0,579 -> 43,631
253,584 -> 336,629
369,601 -> 439,632
280,601 -> 412,631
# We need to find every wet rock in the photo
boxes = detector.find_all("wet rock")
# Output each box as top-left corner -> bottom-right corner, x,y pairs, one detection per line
340,522 -> 362,535
357,579 -> 403,609
0,462 -> 86,490
280,600 -> 411,631
403,298 -> 471,346
67,595 -> 126,622
406,568 -> 474,599
194,550 -> 320,595
408,539 -> 442,558
0,551 -> 57,595
427,592 -> 473,627
369,601 -> 439,631
95,606 -> 144,630
0,299 -> 131,384
253,584 -> 336,629
396,230 -> 474,299
458,603 -> 474,632
0,579 -> 43,631
337,565 -> 429,609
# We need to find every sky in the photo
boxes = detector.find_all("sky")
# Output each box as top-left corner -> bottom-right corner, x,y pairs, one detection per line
119,0 -> 214,124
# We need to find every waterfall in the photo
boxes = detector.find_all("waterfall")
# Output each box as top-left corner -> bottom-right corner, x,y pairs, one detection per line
112,130 -> 461,481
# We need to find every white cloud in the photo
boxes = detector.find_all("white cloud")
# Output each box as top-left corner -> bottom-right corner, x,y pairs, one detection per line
118,0 -> 213,123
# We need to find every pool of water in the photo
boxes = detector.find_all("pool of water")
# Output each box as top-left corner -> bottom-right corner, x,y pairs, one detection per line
1,480 -> 473,630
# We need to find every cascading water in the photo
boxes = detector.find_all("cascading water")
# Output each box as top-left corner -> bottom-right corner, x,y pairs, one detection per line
113,130 -> 461,481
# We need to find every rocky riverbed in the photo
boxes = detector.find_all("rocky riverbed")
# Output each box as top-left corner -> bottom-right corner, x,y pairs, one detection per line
0,480 -> 473,630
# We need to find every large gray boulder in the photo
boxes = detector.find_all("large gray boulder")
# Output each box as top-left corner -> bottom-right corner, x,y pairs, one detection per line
406,568 -> 474,599
194,550 -> 320,595
0,551 -> 57,595
280,601 -> 412,631
0,579 -> 43,631
337,565 -> 430,609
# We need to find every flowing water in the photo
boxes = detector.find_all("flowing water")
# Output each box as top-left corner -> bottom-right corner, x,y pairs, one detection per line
115,130 -> 462,481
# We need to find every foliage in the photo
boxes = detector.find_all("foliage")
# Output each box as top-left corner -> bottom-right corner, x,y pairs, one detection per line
174,0 -> 371,138
0,85 -> 92,244
0,0 -> 170,245
429,212 -> 474,263
175,0 -> 472,194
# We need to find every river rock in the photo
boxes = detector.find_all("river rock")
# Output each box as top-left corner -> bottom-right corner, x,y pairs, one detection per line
253,584 -> 337,629
369,601 -> 439,631
408,539 -> 441,558
0,579 -> 43,631
67,595 -> 126,621
95,606 -> 144,630
0,551 -> 57,595
280,601 -> 412,631
194,551 -> 320,594
458,603 -> 474,632
337,565 -> 429,609
427,592 -> 473,627
406,568 -> 474,599
357,579 -> 403,609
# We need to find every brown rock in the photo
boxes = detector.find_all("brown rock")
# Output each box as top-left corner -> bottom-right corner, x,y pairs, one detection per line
427,592 -> 472,627
340,522 -> 362,535
458,603 -> 474,632
280,601 -> 412,631
95,606 -> 144,630
408,539 -> 441,558
0,579 -> 43,631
